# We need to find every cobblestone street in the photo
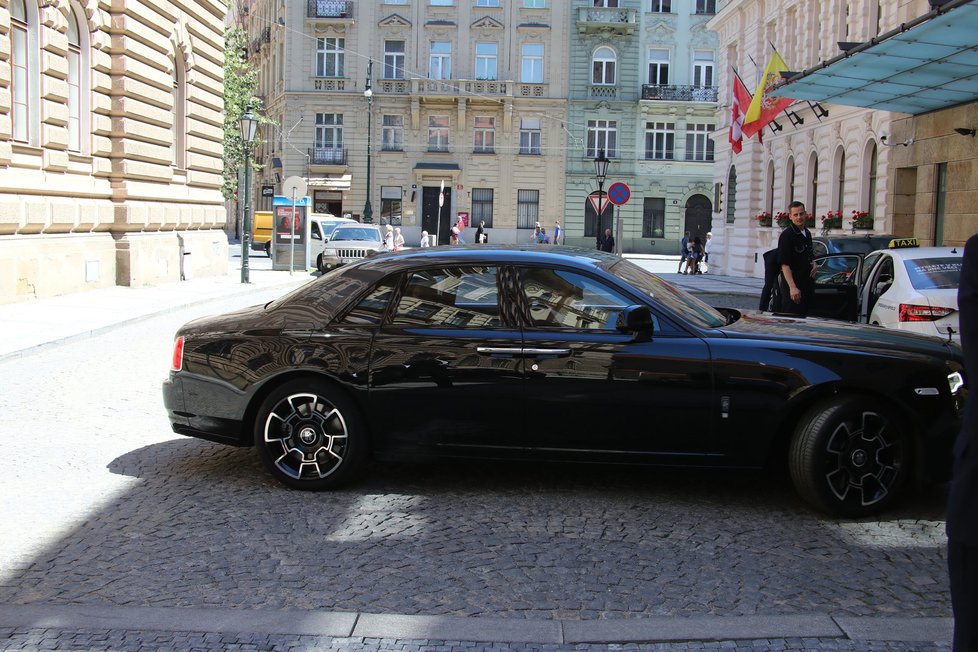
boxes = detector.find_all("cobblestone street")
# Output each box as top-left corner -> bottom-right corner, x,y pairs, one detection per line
0,285 -> 954,650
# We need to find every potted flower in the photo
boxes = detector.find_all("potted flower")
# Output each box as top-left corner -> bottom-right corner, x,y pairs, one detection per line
775,211 -> 791,228
755,211 -> 773,227
820,210 -> 843,229
851,210 -> 873,229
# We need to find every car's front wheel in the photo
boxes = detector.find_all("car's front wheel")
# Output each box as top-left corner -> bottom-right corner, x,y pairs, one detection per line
254,379 -> 366,490
789,397 -> 910,517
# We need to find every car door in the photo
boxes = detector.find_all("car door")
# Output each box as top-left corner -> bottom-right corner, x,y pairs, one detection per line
367,264 -> 526,453
513,265 -> 716,458
809,254 -> 863,322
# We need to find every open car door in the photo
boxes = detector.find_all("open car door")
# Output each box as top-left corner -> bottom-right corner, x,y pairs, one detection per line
809,254 -> 864,322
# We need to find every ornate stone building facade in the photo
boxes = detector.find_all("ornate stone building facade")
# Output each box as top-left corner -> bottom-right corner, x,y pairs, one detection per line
0,0 -> 228,304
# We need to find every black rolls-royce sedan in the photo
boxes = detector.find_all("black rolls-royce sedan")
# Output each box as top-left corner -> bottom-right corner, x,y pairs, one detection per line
163,246 -> 966,517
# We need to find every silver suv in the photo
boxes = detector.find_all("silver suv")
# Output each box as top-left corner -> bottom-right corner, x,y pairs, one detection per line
317,224 -> 385,272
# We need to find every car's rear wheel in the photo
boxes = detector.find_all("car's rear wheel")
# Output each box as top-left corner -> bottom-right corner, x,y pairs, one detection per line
254,379 -> 366,490
789,397 -> 910,517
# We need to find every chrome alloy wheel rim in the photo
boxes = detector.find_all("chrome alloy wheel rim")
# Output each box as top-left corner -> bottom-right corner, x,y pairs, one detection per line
823,411 -> 902,507
263,392 -> 348,480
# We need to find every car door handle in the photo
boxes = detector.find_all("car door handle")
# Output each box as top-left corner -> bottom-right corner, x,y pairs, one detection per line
523,348 -> 572,358
476,347 -> 524,356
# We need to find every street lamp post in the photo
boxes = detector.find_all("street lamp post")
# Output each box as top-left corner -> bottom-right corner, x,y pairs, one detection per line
238,104 -> 259,283
594,148 -> 610,246
363,61 -> 374,223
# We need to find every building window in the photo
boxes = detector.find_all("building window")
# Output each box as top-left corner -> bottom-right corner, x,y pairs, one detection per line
316,38 -> 345,77
385,0 -> 408,3
429,41 -> 452,80
592,46 -> 616,85
384,40 -> 405,79
520,118 -> 541,155
809,153 -> 819,219
382,115 -> 403,151
766,159 -> 776,216
867,143 -> 878,218
517,190 -> 539,229
475,42 -> 497,80
685,123 -> 714,161
694,0 -> 715,14
472,188 -> 494,227
173,51 -> 186,168
645,122 -> 674,160
726,165 -> 737,223
428,115 -> 450,151
587,120 -> 617,158
315,113 -> 343,152
474,116 -> 495,153
67,5 -> 87,153
524,0 -> 545,6
648,48 -> 670,85
692,50 -> 714,88
935,162 -> 947,245
476,0 -> 500,5
643,198 -> 665,238
10,0 -> 34,144
381,186 -> 403,226
786,156 -> 796,206
521,43 -> 544,83
835,149 -> 846,213
595,0 -> 620,6
650,0 -> 671,12
430,0 -> 453,5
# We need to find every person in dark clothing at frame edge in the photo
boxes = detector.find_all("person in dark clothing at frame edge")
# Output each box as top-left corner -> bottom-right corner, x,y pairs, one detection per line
777,201 -> 817,315
597,228 -> 614,253
947,232 -> 978,651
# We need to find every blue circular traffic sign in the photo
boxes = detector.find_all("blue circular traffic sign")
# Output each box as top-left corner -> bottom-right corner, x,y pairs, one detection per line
607,182 -> 630,205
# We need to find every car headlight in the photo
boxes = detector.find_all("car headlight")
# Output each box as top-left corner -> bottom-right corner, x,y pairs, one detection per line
948,370 -> 964,395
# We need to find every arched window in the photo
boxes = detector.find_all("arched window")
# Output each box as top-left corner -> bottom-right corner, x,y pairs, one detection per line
66,5 -> 89,153
726,165 -> 737,224
834,147 -> 846,213
10,0 -> 39,144
766,159 -> 775,216
173,50 -> 187,168
865,141 -> 878,218
786,156 -> 795,207
808,152 -> 819,219
592,47 -> 616,85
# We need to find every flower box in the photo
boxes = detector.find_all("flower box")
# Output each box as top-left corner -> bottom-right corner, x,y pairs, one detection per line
756,212 -> 773,227
775,212 -> 790,228
850,210 -> 873,230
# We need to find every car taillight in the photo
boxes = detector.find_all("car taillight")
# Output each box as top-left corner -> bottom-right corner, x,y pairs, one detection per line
171,336 -> 184,372
898,304 -> 955,322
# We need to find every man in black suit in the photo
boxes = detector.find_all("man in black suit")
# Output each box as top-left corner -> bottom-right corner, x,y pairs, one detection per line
948,232 -> 978,651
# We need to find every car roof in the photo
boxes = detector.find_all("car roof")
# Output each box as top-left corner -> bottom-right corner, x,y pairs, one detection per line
882,246 -> 963,260
361,244 -> 619,269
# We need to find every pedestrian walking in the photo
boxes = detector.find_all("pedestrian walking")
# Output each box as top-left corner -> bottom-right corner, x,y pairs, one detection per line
419,230 -> 430,248
948,231 -> 978,652
553,220 -> 562,245
384,224 -> 395,251
475,220 -> 487,244
393,227 -> 405,252
684,236 -> 704,274
455,217 -> 466,244
678,231 -> 690,272
703,232 -> 713,273
598,228 -> 614,253
777,201 -> 816,315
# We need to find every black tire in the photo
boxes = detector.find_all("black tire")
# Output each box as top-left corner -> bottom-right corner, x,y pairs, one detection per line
789,397 -> 911,517
253,379 -> 366,490
316,253 -> 324,273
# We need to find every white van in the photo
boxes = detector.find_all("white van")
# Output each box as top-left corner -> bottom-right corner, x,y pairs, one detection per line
310,215 -> 356,271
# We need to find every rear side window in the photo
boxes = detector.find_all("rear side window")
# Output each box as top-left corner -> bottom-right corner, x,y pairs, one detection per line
904,257 -> 962,290
338,276 -> 399,325
391,267 -> 501,328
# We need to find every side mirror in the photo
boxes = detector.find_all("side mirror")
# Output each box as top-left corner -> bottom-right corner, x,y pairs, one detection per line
616,305 -> 654,340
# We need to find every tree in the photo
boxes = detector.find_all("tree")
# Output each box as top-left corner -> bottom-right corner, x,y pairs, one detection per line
222,27 -> 266,201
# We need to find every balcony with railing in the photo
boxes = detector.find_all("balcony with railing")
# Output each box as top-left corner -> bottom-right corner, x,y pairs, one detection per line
308,147 -> 347,168
576,6 -> 637,34
306,0 -> 354,22
641,85 -> 718,102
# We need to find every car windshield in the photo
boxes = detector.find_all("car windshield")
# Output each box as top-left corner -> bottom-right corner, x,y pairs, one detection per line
332,228 -> 379,242
322,222 -> 347,238
828,237 -> 892,254
607,258 -> 729,328
904,257 -> 962,290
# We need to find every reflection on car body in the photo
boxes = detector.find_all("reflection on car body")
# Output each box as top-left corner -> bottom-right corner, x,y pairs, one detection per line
163,245 -> 965,517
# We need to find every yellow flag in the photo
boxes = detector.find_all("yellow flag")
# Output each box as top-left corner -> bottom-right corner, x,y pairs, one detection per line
742,51 -> 793,137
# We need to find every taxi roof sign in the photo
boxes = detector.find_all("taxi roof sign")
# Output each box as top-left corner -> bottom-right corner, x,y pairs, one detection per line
888,238 -> 919,249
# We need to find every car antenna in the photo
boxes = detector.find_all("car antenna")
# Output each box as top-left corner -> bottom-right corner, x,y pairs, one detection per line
952,247 -> 958,254
947,326 -> 956,344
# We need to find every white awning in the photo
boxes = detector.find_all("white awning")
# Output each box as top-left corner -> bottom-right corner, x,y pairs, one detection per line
307,174 -> 352,191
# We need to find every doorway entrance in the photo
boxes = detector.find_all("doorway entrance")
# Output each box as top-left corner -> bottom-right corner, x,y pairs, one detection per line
683,194 -> 713,240
422,186 -> 453,245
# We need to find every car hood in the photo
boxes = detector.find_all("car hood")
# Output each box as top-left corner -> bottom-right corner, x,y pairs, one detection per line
717,309 -> 960,358
176,302 -> 276,336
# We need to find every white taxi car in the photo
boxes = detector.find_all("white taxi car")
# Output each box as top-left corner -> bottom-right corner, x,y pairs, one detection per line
809,238 -> 963,341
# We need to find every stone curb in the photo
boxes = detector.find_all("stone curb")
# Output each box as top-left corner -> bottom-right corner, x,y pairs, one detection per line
0,605 -> 952,645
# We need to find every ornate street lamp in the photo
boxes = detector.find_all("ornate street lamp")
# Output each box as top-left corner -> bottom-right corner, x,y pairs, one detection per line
238,104 -> 259,283
363,61 -> 374,223
594,148 -> 610,241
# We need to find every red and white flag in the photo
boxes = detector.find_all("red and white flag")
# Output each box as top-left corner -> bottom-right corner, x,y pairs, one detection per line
729,76 -> 752,154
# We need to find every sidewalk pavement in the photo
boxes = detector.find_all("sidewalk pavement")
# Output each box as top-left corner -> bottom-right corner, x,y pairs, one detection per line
0,256 -> 762,363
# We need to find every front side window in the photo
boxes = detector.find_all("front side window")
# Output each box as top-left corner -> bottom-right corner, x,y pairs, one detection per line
315,113 -> 343,151
316,37 -> 345,77
587,120 -> 617,158
393,267 -> 502,328
473,116 -> 495,153
475,42 -> 498,80
428,115 -> 449,151
521,43 -> 544,83
648,48 -> 670,85
685,123 -> 714,161
592,46 -> 616,85
429,41 -> 452,80
472,188 -> 494,227
384,40 -> 405,79
520,118 -> 541,155
645,122 -> 674,160
517,189 -> 540,229
519,268 -> 630,330
382,115 -> 403,151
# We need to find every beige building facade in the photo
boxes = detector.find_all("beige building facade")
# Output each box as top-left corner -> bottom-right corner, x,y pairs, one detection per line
0,0 -> 228,305
242,0 -> 569,245
706,0 -> 963,278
